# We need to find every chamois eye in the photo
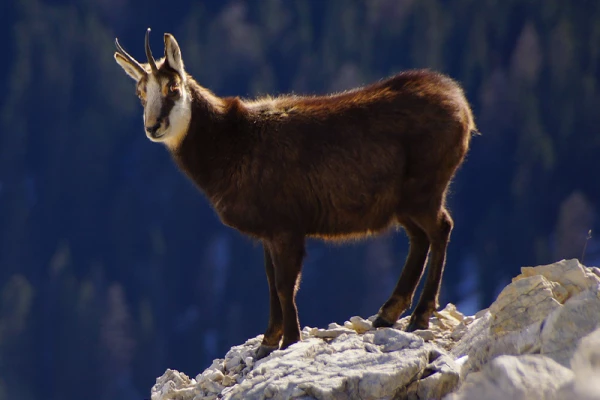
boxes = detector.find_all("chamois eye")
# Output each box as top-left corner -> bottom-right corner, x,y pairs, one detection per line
169,83 -> 180,93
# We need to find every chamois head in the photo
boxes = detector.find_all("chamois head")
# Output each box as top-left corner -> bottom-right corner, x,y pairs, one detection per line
114,29 -> 191,146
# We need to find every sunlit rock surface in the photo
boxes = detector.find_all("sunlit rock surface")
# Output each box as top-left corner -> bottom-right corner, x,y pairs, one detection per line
151,259 -> 600,400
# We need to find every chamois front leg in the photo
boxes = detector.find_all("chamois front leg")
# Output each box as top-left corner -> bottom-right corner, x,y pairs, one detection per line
256,244 -> 284,359
261,234 -> 305,354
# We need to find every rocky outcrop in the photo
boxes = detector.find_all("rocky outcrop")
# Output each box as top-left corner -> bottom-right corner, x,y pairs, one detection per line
151,259 -> 600,400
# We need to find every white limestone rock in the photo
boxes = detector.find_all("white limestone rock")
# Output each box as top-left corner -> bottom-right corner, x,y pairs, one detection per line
451,311 -> 547,377
226,334 -> 428,399
540,287 -> 600,366
150,369 -> 196,400
557,327 -> 600,399
347,315 -> 373,333
150,259 -> 600,400
307,326 -> 356,339
372,328 -> 423,352
451,259 -> 600,377
518,259 -> 600,298
150,330 -> 432,400
403,350 -> 461,399
489,274 -> 567,335
444,354 -> 574,400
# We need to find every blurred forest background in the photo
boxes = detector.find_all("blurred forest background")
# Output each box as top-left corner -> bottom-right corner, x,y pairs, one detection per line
1,0 -> 600,399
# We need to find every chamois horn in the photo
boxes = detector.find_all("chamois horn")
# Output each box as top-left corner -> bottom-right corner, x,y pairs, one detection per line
115,38 -> 146,76
145,28 -> 159,75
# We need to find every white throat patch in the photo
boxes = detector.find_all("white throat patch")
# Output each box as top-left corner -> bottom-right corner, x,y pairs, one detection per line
164,88 -> 192,150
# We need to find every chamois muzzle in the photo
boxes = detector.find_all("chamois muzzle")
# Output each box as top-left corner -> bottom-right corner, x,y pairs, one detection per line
146,122 -> 162,138
145,28 -> 159,75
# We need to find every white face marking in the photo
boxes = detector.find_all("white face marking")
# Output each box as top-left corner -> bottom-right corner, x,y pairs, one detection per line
143,74 -> 192,149
144,76 -> 162,131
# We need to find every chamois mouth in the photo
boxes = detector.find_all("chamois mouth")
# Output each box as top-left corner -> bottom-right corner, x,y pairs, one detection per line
146,121 -> 167,140
147,129 -> 167,140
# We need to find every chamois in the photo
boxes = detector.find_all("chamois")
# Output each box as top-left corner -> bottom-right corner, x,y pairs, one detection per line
114,29 -> 476,359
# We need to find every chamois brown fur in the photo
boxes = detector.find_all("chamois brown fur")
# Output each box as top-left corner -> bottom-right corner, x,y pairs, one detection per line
176,72 -> 473,240
174,69 -> 475,357
116,35 -> 476,359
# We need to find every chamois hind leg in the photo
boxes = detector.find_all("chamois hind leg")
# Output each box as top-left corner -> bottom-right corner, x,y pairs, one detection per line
373,219 -> 430,328
256,244 -> 284,360
406,207 -> 453,332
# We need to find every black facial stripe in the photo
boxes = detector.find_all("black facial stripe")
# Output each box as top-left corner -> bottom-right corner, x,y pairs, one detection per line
157,95 -> 176,123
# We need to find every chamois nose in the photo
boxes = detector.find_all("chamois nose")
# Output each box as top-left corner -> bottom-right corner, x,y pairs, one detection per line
146,122 -> 161,136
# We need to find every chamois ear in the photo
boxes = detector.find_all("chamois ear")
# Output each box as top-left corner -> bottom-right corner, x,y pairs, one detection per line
114,52 -> 145,81
164,33 -> 185,79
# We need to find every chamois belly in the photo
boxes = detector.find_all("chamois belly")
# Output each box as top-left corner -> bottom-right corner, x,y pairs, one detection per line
213,183 -> 401,240
299,152 -> 405,238
306,189 -> 401,239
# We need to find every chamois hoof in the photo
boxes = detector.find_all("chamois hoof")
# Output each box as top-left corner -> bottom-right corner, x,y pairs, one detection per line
255,344 -> 279,360
372,315 -> 395,328
406,316 -> 429,332
279,338 -> 301,351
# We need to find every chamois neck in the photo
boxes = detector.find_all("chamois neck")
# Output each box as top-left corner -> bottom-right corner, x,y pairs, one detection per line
168,77 -> 251,194
188,78 -> 227,116
163,78 -> 225,152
